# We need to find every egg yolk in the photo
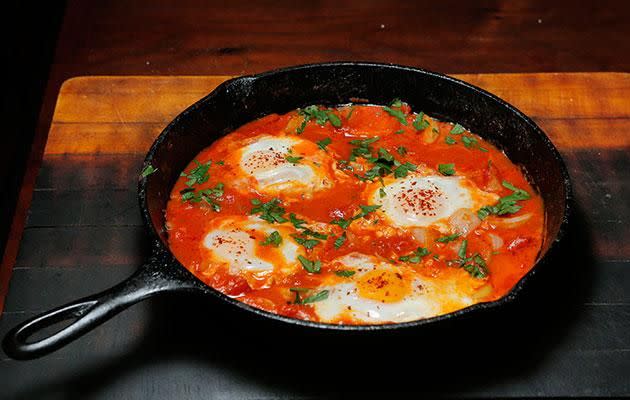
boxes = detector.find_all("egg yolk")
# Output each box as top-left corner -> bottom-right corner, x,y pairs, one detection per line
356,269 -> 411,303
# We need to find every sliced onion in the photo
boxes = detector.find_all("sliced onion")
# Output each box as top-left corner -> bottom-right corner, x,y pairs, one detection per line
490,213 -> 532,229
487,233 -> 504,250
411,227 -> 428,246
448,209 -> 481,236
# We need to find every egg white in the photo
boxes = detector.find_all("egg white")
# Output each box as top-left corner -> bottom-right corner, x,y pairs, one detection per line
201,215 -> 302,287
233,135 -> 335,197
366,174 -> 499,231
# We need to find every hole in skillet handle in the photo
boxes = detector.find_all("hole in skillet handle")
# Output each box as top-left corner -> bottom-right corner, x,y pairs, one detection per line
2,255 -> 202,360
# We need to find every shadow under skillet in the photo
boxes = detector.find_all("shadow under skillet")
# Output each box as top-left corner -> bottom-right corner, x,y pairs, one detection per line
7,204 -> 593,399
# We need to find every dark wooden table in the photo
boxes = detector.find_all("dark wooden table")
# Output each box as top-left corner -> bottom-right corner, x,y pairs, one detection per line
1,1 -> 629,399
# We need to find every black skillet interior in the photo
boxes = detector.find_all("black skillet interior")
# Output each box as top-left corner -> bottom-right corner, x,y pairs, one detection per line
3,62 -> 571,360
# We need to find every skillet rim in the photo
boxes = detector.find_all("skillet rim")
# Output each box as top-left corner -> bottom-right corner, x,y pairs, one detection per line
139,61 -> 573,331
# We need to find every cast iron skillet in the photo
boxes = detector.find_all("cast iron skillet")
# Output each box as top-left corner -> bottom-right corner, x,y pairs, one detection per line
2,62 -> 571,360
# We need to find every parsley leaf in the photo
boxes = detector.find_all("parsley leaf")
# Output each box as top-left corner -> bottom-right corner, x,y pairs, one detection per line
477,181 -> 531,219
297,255 -> 322,273
289,213 -> 306,229
353,204 -> 381,219
302,290 -> 329,304
390,98 -> 403,107
261,231 -> 282,247
317,137 -> 332,151
383,106 -> 408,125
398,247 -> 430,263
291,235 -> 321,249
180,160 -> 211,187
180,182 -> 224,211
450,123 -> 465,135
286,155 -> 303,164
297,105 -> 342,134
335,269 -> 355,277
330,218 -> 352,230
413,112 -> 431,130
334,232 -> 347,248
445,136 -> 457,145
438,163 -> 456,176
397,146 -> 407,155
250,198 -> 288,223
393,162 -> 417,178
435,233 -> 461,243
141,165 -> 157,178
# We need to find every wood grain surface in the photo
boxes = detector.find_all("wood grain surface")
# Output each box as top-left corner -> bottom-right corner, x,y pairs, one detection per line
1,73 -> 628,399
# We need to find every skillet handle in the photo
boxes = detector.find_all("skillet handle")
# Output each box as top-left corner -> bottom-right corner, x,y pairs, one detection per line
2,257 -> 202,360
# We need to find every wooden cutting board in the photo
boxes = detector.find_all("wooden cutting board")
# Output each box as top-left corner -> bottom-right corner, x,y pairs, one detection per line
1,73 -> 629,398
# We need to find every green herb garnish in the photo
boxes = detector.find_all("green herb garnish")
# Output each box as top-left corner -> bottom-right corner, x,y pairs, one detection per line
250,198 -> 288,223
398,247 -> 430,263
383,106 -> 408,125
450,124 -> 465,135
317,137 -> 332,151
297,255 -> 322,273
413,112 -> 431,130
477,181 -> 531,219
296,105 -> 342,133
335,270 -> 355,277
301,290 -> 329,304
397,146 -> 407,155
334,232 -> 347,249
393,162 -> 417,178
261,231 -> 282,247
438,163 -> 456,176
180,160 -> 211,187
445,136 -> 457,145
291,235 -> 321,249
435,233 -> 461,243
141,165 -> 157,178
289,213 -> 306,229
180,182 -> 224,211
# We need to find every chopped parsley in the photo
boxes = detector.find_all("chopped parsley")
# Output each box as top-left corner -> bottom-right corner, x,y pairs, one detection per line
261,231 -> 282,247
413,112 -> 431,130
334,232 -> 347,248
180,182 -> 224,211
395,129 -> 405,134
397,146 -> 407,155
141,165 -> 157,178
438,163 -> 456,176
450,123 -> 466,135
398,247 -> 430,263
390,98 -> 403,107
285,154 -> 303,164
250,198 -> 288,223
379,187 -> 387,198
335,269 -> 355,277
448,240 -> 488,279
330,204 -> 381,231
291,235 -> 321,249
348,136 -> 380,161
289,213 -> 306,229
383,106 -> 408,125
435,233 -> 461,243
297,255 -> 322,273
296,105 -> 342,134
393,162 -> 417,178
445,136 -> 457,145
316,137 -> 332,151
477,181 -> 531,219
461,135 -> 488,152
291,288 -> 329,305
180,160 -> 211,187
